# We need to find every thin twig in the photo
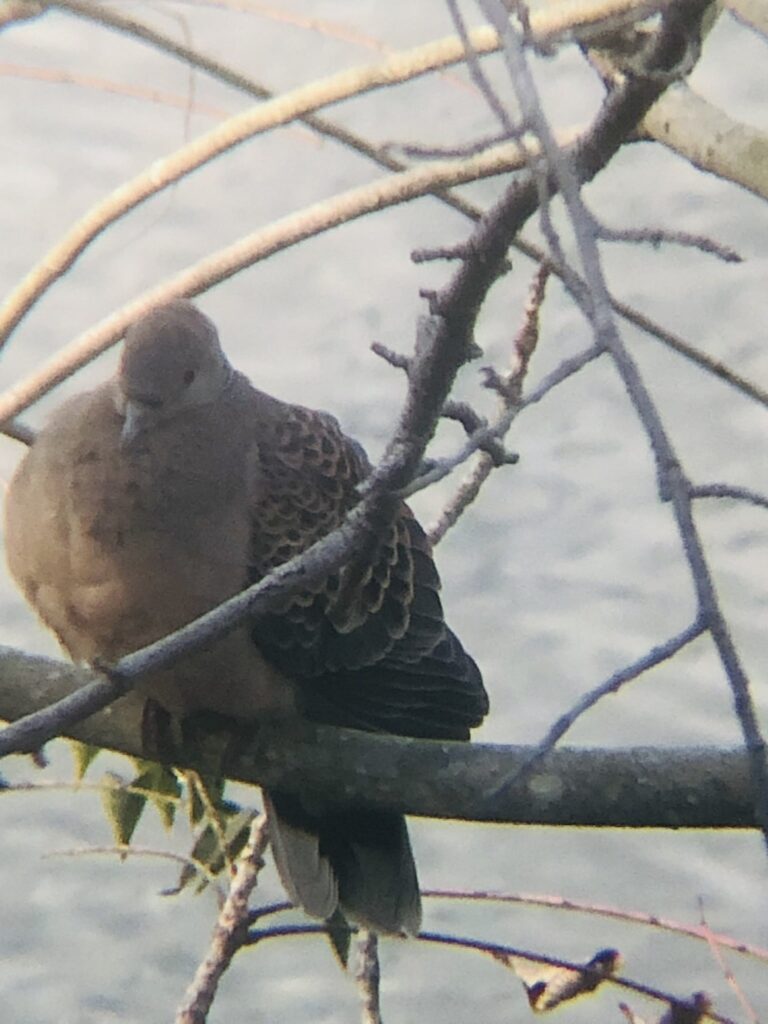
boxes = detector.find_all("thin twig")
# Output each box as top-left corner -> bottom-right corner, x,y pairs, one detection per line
355,931 -> 383,1024
697,899 -> 760,1023
395,131 -> 511,159
690,484 -> 768,511
514,236 -> 768,408
520,343 -> 605,407
246,922 -> 327,945
446,0 -> 518,136
248,900 -> 293,924
429,262 -> 550,543
370,340 -> 411,371
411,243 -> 473,263
596,222 -> 742,262
46,844 -> 221,889
248,918 -> 734,1023
503,619 -> 707,787
417,931 -> 736,1023
371,346 -> 513,469
0,61 -> 230,118
422,888 -> 768,963
175,815 -> 270,1024
428,455 -> 494,545
403,339 -> 605,510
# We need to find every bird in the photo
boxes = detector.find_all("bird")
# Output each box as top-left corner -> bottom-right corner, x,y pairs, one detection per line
5,299 -> 489,935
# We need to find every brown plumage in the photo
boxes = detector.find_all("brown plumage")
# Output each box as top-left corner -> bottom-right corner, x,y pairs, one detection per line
5,299 -> 489,934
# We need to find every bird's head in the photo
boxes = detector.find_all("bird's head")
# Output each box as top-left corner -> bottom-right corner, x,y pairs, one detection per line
115,300 -> 234,447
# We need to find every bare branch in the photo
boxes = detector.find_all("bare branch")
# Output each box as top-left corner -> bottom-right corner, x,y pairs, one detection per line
48,844 -> 221,890
691,484 -> 768,512
595,221 -> 742,262
428,262 -> 549,543
411,243 -> 474,263
252,918 -> 735,1024
446,0 -> 518,136
0,18 -> 503,349
0,138 -> 538,429
507,618 -> 707,783
394,131 -> 513,159
399,418 -> 517,499
520,342 -> 605,407
371,344 -> 514,469
417,933 -> 733,1023
642,83 -> 768,202
370,341 -> 411,371
422,888 -> 768,962
697,900 -> 761,1023
355,932 -> 383,1024
176,815 -> 270,1024
0,646 -> 757,829
515,235 -> 768,408
478,0 -> 768,850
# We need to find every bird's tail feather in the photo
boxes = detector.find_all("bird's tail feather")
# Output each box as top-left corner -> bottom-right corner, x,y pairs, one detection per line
265,791 -> 421,935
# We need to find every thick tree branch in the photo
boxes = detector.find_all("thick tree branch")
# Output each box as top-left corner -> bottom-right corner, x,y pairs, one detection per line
0,647 -> 755,829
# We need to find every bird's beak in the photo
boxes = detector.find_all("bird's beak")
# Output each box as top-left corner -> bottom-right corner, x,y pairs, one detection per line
119,399 -> 149,449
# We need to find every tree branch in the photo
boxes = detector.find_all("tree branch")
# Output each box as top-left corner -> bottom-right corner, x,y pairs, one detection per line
175,815 -> 270,1024
0,138 -> 540,428
0,646 -> 756,829
477,0 -> 768,850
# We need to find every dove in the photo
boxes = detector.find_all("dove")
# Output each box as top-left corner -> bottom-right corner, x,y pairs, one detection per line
5,299 -> 489,934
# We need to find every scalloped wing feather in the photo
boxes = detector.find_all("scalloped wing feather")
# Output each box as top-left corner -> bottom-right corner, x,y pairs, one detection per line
247,395 -> 488,741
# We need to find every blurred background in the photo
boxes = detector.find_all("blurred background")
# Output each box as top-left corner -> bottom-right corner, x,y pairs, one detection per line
0,2 -> 766,1020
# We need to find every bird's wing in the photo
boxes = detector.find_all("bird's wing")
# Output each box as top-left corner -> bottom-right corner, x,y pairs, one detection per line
248,396 -> 488,741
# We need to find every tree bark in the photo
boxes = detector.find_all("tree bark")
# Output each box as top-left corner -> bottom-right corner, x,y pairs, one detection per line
0,645 -> 754,829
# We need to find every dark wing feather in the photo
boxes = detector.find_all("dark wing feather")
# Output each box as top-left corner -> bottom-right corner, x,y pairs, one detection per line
249,396 -> 488,741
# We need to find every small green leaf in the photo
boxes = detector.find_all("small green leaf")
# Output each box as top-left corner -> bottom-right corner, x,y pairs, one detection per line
187,771 -> 226,827
174,807 -> 254,894
69,740 -> 100,781
132,763 -> 181,831
101,773 -> 147,847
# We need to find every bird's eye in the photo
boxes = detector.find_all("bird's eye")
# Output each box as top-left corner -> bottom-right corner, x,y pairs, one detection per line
183,369 -> 196,386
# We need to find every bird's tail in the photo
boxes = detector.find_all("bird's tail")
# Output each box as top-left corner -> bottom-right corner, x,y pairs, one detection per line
265,790 -> 422,936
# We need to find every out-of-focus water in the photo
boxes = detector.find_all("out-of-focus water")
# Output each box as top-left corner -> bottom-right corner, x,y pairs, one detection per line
0,3 -> 766,1021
